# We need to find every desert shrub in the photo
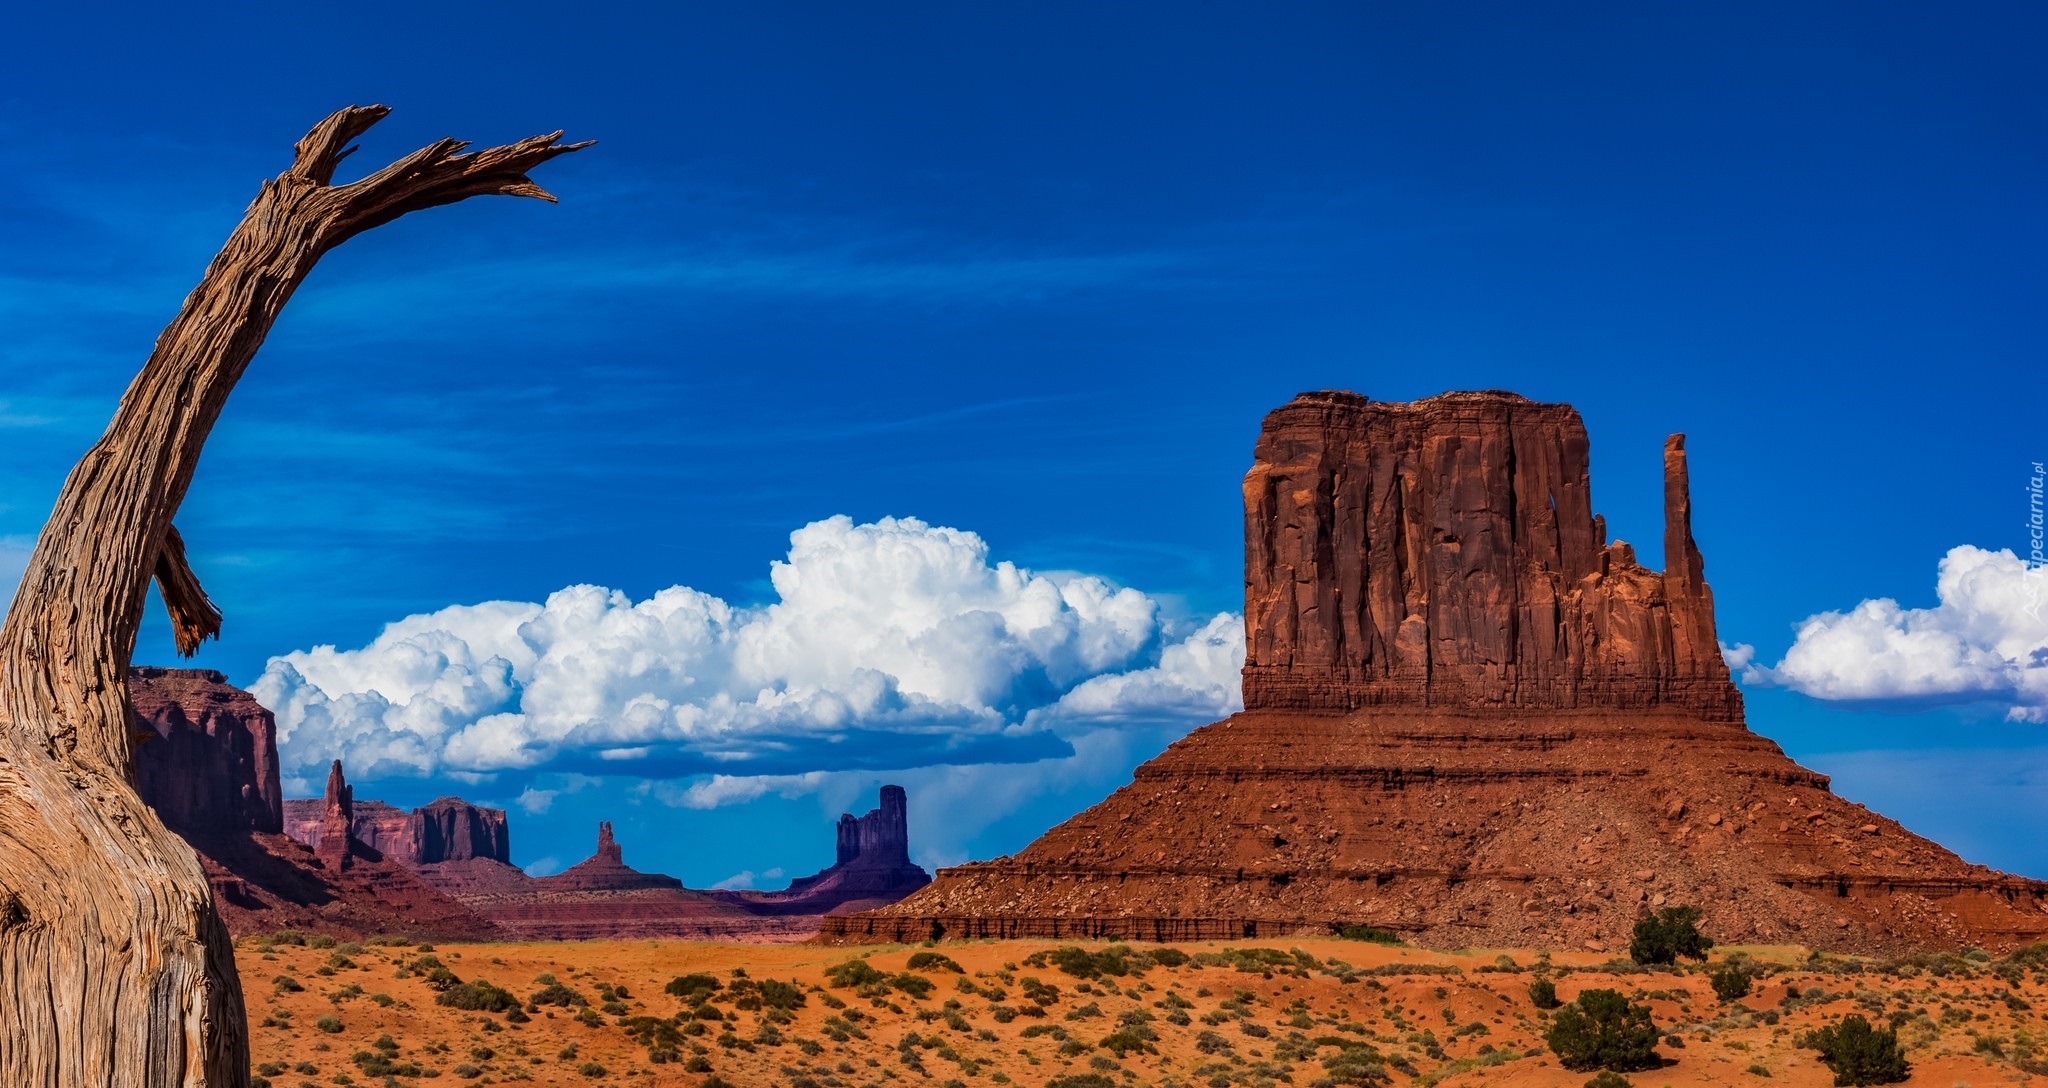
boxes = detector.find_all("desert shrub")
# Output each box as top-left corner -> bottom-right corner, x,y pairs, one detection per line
577,1060 -> 607,1077
907,951 -> 964,973
1543,988 -> 1660,1072
1044,1076 -> 1118,1088
437,978 -> 520,1013
530,981 -> 588,1007
314,1015 -> 344,1034
451,1064 -> 481,1079
756,978 -> 808,1010
1098,1026 -> 1157,1057
1336,924 -> 1403,944
1584,1072 -> 1632,1088
1529,977 -> 1561,1009
1024,945 -> 1149,979
1711,965 -> 1753,1002
272,974 -> 303,994
890,973 -> 935,999
826,958 -> 888,988
1799,1015 -> 1910,1086
1320,1042 -> 1390,1084
1629,906 -> 1713,965
666,972 -> 723,1001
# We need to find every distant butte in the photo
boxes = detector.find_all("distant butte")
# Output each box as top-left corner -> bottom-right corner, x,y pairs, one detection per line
829,389 -> 2048,952
709,785 -> 932,916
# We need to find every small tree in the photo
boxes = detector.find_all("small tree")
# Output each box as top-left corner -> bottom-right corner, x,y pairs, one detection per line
1544,988 -> 1661,1072
1709,965 -> 1752,1002
1630,906 -> 1713,965
1800,1015 -> 1909,1086
1529,977 -> 1562,1009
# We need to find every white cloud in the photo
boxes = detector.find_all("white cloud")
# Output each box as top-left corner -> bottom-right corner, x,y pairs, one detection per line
1749,545 -> 2048,720
709,867 -> 785,891
516,787 -> 558,815
257,515 -> 1244,781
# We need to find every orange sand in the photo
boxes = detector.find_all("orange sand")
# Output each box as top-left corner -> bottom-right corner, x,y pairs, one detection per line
240,935 -> 2048,1087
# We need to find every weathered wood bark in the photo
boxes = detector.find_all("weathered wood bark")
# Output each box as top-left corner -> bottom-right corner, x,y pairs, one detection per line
0,106 -> 587,1087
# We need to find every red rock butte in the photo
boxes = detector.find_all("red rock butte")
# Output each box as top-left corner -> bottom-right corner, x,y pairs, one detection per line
829,390 -> 2048,952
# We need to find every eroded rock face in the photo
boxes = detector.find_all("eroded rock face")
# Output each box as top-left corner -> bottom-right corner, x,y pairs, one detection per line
130,667 -> 283,838
830,390 -> 2048,953
285,795 -> 511,867
1241,391 -> 1737,716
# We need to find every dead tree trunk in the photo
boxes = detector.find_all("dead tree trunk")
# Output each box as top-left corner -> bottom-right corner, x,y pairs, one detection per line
0,106 -> 587,1087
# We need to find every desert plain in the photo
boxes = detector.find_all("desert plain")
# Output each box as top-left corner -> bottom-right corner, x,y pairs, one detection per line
241,934 -> 2048,1088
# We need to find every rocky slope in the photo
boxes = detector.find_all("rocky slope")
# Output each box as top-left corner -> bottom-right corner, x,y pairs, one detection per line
830,390 -> 2048,952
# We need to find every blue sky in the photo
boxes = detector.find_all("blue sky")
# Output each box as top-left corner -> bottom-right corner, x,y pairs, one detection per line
3,3 -> 2044,887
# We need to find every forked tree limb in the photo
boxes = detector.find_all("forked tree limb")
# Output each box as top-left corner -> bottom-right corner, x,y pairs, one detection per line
0,105 -> 588,1088
154,524 -> 221,657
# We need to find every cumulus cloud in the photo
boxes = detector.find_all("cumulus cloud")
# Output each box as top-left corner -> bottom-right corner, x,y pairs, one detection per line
1746,545 -> 2048,720
710,867 -> 785,891
258,515 -> 1244,781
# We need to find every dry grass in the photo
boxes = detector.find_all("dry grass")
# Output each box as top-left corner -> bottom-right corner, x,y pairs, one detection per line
239,934 -> 2048,1087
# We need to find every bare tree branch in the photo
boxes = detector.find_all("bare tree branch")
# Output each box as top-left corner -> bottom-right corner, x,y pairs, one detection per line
0,105 -> 588,1087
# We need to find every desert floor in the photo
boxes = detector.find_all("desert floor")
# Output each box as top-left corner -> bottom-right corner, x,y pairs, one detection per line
240,934 -> 2048,1088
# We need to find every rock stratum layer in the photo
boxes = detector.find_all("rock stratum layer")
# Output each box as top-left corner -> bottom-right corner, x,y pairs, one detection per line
830,390 -> 2048,953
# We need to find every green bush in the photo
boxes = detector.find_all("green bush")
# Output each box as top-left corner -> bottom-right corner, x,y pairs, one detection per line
906,951 -> 964,973
825,958 -> 888,988
755,978 -> 808,1009
1529,977 -> 1561,1009
1543,988 -> 1660,1072
436,979 -> 520,1013
1629,906 -> 1713,965
665,972 -> 723,1001
1710,965 -> 1753,1002
1799,1015 -> 1910,1086
890,972 -> 935,999
530,981 -> 587,1007
314,1015 -> 344,1034
1584,1072 -> 1632,1088
1336,924 -> 1403,944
